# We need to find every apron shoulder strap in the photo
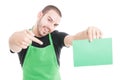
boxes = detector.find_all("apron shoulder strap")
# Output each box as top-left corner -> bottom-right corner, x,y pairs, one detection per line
49,34 -> 53,45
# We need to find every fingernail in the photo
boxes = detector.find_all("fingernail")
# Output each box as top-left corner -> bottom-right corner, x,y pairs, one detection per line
40,42 -> 43,45
90,39 -> 92,42
89,39 -> 92,42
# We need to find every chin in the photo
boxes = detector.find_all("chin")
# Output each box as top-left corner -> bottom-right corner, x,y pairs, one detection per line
39,31 -> 49,37
41,33 -> 48,37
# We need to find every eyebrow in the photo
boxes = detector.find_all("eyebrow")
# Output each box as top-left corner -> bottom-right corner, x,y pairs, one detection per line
48,16 -> 59,26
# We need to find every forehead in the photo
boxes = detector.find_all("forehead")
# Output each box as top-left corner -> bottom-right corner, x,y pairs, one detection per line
44,10 -> 61,23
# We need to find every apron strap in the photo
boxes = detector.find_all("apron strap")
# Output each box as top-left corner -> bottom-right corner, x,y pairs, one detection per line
49,34 -> 53,45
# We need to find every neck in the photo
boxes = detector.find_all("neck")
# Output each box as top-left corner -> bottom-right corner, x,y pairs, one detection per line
32,24 -> 42,37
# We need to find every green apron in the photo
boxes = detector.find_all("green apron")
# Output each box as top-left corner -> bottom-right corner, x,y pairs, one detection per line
23,34 -> 61,80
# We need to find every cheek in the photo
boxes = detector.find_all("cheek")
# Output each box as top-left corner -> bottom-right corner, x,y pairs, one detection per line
38,26 -> 43,32
41,18 -> 48,24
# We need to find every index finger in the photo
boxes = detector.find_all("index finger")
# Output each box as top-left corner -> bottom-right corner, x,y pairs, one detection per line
31,36 -> 43,45
26,29 -> 43,45
87,29 -> 93,42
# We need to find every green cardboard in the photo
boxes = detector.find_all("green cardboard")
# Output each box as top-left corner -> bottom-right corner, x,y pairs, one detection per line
72,38 -> 113,67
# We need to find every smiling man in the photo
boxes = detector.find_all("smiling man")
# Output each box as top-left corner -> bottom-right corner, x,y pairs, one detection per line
9,5 -> 102,80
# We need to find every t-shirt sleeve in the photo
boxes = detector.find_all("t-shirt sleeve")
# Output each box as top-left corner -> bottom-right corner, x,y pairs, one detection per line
52,30 -> 68,47
10,50 -> 15,53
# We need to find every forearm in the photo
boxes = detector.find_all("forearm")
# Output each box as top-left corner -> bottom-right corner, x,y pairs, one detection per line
64,30 -> 88,47
73,30 -> 88,40
64,27 -> 102,47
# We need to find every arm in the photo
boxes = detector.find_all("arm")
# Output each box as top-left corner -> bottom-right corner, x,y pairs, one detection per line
9,29 -> 43,53
64,27 -> 102,47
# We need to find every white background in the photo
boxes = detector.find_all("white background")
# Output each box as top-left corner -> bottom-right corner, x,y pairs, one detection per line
0,0 -> 120,80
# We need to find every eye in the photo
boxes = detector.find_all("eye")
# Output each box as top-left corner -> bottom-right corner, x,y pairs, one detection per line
48,18 -> 50,21
48,18 -> 52,22
54,24 -> 58,27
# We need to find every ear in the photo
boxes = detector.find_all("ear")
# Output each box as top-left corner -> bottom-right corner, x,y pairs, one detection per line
37,11 -> 43,18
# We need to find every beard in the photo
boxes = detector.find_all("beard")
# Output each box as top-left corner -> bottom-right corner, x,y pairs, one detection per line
36,23 -> 49,37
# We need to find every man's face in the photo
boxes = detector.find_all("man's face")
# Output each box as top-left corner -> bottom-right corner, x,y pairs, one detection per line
37,10 -> 61,37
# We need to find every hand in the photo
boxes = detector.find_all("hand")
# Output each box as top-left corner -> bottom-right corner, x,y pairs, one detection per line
10,29 -> 43,49
86,27 -> 102,42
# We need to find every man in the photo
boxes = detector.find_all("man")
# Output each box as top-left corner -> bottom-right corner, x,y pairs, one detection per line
9,5 -> 102,80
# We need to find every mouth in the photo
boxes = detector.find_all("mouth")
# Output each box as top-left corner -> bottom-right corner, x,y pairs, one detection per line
41,26 -> 50,35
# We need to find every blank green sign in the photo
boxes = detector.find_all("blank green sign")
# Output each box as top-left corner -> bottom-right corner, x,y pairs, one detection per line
72,38 -> 113,67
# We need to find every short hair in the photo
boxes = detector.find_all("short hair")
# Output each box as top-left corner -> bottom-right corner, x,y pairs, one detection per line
42,5 -> 62,17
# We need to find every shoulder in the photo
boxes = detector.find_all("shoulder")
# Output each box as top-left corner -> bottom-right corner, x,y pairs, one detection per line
51,30 -> 69,46
51,30 -> 68,38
